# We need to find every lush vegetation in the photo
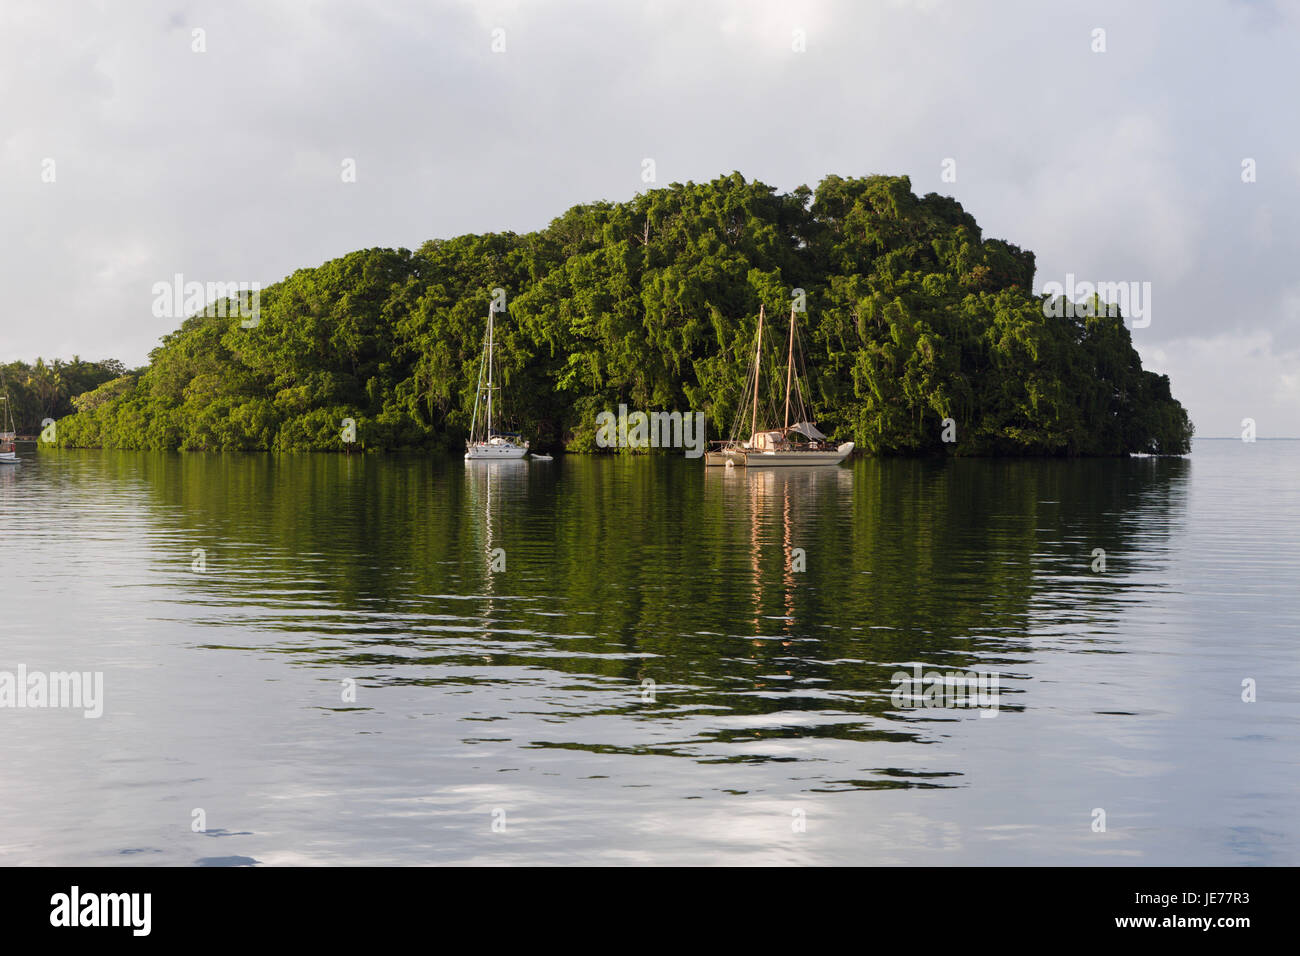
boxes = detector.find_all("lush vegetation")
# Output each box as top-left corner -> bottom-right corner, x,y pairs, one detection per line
1,358 -> 127,433
52,173 -> 1192,456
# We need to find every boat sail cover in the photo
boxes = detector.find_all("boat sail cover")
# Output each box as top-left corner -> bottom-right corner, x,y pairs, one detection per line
786,421 -> 826,440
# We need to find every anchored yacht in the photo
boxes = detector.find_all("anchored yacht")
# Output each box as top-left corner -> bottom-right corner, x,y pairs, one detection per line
465,302 -> 529,460
704,303 -> 854,467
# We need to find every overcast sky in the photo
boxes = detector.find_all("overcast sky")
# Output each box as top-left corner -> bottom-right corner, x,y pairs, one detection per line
2,0 -> 1297,436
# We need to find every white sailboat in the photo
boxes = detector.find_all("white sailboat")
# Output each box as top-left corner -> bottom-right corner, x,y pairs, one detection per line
465,301 -> 530,460
0,393 -> 19,465
704,304 -> 854,467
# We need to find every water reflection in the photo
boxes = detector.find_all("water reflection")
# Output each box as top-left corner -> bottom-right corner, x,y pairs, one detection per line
463,458 -> 529,610
117,452 -> 1194,766
19,445 -> 1287,865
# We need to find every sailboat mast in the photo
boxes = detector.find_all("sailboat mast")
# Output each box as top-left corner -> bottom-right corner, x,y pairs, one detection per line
486,305 -> 494,438
784,305 -> 796,431
750,304 -> 764,441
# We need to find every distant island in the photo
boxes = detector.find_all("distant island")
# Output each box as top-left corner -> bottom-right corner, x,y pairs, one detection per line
51,173 -> 1192,456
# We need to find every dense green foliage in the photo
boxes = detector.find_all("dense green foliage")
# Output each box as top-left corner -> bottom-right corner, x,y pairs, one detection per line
54,174 -> 1192,455
1,358 -> 126,433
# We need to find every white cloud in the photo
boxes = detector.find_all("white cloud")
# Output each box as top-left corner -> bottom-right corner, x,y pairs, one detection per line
0,0 -> 1296,437
1138,331 -> 1300,437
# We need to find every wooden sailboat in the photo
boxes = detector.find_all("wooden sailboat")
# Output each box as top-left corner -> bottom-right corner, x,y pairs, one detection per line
705,304 -> 854,466
464,302 -> 530,460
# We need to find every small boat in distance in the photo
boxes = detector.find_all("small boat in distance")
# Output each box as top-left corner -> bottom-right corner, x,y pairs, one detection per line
465,301 -> 530,460
0,393 -> 19,465
705,304 -> 854,466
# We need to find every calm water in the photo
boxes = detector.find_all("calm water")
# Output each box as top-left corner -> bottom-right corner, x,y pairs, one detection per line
1,440 -> 1296,865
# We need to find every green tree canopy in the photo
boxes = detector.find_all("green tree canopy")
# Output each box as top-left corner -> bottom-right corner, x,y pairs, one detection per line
53,173 -> 1193,456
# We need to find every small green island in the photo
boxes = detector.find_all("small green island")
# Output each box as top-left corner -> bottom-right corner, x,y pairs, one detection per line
49,173 -> 1192,456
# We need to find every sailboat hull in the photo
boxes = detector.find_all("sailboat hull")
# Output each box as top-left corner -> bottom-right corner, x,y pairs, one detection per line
706,442 -> 855,467
465,442 -> 529,460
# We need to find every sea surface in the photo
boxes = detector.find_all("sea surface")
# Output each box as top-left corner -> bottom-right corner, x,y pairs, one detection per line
0,439 -> 1296,865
